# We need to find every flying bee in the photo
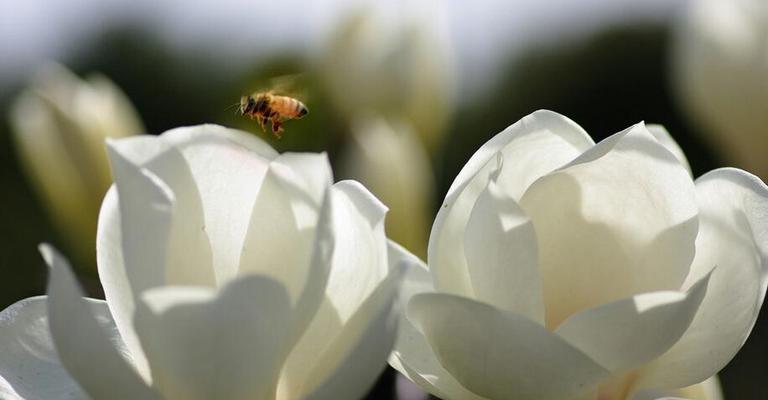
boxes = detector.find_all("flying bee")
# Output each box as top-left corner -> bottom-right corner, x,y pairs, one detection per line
237,91 -> 308,138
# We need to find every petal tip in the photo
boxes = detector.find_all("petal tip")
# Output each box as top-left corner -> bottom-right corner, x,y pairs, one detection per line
334,179 -> 390,217
38,242 -> 55,266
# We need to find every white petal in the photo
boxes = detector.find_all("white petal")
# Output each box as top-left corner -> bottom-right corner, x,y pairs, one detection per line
107,135 -> 215,287
100,142 -> 177,379
0,297 -> 87,400
519,123 -> 699,328
448,110 -> 594,202
161,123 -> 279,160
238,153 -> 332,302
386,239 -> 431,309
464,176 -> 543,322
134,277 -> 293,400
301,260 -> 405,400
676,375 -> 723,400
429,110 -> 593,303
42,245 -> 159,399
637,168 -> 768,389
277,181 -> 389,398
101,135 -> 165,166
646,124 -> 692,176
409,293 -> 609,400
160,125 -> 275,281
105,141 -> 174,290
323,181 -> 389,321
388,250 -> 487,400
272,152 -> 334,206
555,273 -> 710,372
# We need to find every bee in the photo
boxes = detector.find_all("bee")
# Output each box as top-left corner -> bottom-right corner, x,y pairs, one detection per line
238,92 -> 308,138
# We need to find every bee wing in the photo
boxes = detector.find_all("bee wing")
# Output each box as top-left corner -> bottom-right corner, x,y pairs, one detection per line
253,73 -> 309,102
269,73 -> 306,92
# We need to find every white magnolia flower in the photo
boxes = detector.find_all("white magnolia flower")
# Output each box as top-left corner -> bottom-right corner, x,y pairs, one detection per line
390,110 -> 767,400
9,64 -> 144,268
318,2 -> 455,150
339,117 -> 434,258
672,0 -> 768,177
0,125 -> 416,400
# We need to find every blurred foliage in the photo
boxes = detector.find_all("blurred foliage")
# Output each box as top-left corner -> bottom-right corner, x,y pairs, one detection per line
0,19 -> 765,400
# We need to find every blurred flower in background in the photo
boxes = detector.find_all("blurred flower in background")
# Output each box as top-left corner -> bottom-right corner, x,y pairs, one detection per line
339,118 -> 433,259
320,4 -> 455,258
8,64 -> 143,272
317,4 -> 455,150
672,0 -> 768,178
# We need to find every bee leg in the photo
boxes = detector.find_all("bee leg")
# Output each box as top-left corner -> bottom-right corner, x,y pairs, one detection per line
259,116 -> 268,132
271,120 -> 283,138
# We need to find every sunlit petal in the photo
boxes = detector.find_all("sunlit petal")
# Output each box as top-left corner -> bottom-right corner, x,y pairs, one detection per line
430,110 -> 593,302
134,277 -> 292,400
519,123 -> 698,327
409,293 -> 608,400
638,168 -> 768,389
43,245 -> 159,399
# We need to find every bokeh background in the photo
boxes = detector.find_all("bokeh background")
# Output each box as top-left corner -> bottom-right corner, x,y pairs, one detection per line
1,1 -> 765,398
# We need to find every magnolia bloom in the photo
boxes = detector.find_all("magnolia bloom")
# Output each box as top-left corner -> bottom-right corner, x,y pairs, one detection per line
0,125 -> 415,400
339,118 -> 434,258
9,64 -> 143,268
390,110 -> 767,400
672,0 -> 768,177
318,3 -> 455,150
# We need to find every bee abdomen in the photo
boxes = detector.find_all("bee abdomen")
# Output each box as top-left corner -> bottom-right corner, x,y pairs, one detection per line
271,96 -> 306,119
